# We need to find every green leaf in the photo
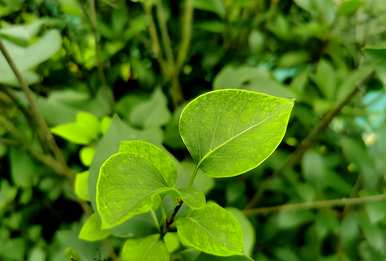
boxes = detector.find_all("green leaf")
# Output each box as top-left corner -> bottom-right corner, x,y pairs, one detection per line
79,146 -> 95,167
79,213 -> 111,241
96,153 -> 173,229
196,253 -> 254,261
0,20 -> 43,44
193,0 -> 226,18
213,66 -> 294,98
0,29 -> 61,86
176,202 -> 244,256
130,88 -> 171,128
51,111 -> 100,144
111,212 -> 158,238
164,232 -> 180,253
121,234 -> 169,261
179,89 -> 294,177
176,161 -> 215,194
364,48 -> 386,84
118,140 -> 177,187
74,171 -> 90,201
88,115 -> 162,209
227,208 -> 255,256
10,148 -> 39,188
179,189 -> 206,209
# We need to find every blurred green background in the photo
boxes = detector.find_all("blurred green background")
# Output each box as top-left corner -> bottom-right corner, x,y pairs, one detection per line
0,0 -> 385,260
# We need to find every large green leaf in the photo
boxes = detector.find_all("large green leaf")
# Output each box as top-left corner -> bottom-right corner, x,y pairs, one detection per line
96,153 -> 173,229
88,115 -> 163,209
179,89 -> 294,177
176,202 -> 244,256
118,140 -> 177,187
121,234 -> 169,261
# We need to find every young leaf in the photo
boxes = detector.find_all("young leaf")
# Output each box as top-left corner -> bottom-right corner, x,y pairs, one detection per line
51,111 -> 100,144
176,202 -> 244,256
79,213 -> 110,241
121,234 -> 169,261
96,153 -> 173,229
79,146 -> 95,167
179,189 -> 206,209
119,140 -> 177,187
74,171 -> 90,201
164,232 -> 180,253
179,89 -> 294,177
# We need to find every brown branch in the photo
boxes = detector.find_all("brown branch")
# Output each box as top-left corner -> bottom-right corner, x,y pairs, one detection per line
0,40 -> 71,178
245,68 -> 374,209
0,116 -> 70,177
244,194 -> 386,216
161,198 -> 183,238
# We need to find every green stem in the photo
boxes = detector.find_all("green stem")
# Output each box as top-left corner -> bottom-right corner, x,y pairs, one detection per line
188,165 -> 199,188
150,210 -> 161,232
161,165 -> 199,237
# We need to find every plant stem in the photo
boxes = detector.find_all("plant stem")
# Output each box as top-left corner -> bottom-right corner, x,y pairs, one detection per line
0,40 -> 71,178
150,210 -> 161,232
161,164 -> 199,237
88,0 -> 107,88
156,2 -> 175,69
245,68 -> 374,209
176,0 -> 193,70
144,3 -> 167,74
0,116 -> 71,177
243,194 -> 386,216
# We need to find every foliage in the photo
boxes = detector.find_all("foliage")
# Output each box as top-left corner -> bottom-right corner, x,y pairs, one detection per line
0,0 -> 386,260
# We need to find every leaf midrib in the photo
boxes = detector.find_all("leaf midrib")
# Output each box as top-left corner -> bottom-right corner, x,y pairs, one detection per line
196,112 -> 277,168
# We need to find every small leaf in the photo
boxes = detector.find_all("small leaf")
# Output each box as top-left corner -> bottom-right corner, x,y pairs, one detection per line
96,153 -> 173,229
119,140 -> 177,187
179,189 -> 206,209
130,88 -> 171,128
121,234 -> 169,261
79,213 -> 110,241
227,208 -> 255,256
176,202 -> 244,256
79,146 -> 95,167
164,232 -> 180,253
179,89 -> 294,177
74,171 -> 90,201
51,111 -> 100,144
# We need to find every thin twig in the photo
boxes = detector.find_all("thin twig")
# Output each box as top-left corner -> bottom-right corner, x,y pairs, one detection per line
156,2 -> 175,69
162,198 -> 183,238
176,0 -> 193,70
0,40 -> 71,177
0,116 -> 70,177
88,0 -> 108,88
245,69 -> 374,209
144,3 -> 168,75
244,194 -> 386,216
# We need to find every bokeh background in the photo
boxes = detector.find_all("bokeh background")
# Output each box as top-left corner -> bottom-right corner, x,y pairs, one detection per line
0,0 -> 385,260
